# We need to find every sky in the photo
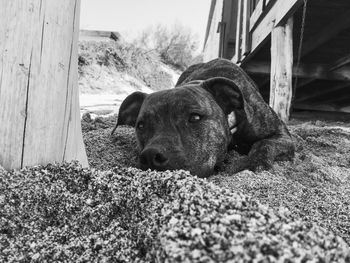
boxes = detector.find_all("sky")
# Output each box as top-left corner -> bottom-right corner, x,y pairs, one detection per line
80,0 -> 212,48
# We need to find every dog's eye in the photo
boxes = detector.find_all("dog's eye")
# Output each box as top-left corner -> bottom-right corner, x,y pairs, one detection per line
189,113 -> 202,123
136,121 -> 145,130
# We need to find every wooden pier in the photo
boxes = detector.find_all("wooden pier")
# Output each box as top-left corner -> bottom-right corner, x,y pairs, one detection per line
203,0 -> 350,120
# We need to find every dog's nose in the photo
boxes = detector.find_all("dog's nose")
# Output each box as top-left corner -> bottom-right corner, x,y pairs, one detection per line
139,148 -> 169,170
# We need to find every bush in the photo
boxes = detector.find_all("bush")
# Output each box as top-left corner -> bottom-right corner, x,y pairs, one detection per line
78,41 -> 133,71
78,40 -> 173,91
134,23 -> 200,70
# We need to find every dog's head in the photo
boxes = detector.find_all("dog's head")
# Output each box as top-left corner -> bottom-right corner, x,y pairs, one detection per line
112,77 -> 244,177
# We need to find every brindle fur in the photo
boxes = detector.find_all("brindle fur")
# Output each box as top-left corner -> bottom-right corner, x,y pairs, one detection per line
112,58 -> 295,177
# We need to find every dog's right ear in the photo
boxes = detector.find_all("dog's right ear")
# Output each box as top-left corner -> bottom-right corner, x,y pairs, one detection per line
202,77 -> 243,114
202,77 -> 254,124
111,91 -> 147,135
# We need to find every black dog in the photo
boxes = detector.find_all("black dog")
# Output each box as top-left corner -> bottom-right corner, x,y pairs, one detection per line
111,58 -> 295,177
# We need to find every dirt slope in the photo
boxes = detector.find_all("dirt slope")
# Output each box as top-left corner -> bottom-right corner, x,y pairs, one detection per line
78,40 -> 181,116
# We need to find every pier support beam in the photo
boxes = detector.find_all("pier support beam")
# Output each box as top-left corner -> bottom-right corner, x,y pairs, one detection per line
0,0 -> 88,170
269,17 -> 293,122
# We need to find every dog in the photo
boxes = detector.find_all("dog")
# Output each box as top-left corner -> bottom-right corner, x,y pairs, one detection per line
111,58 -> 295,177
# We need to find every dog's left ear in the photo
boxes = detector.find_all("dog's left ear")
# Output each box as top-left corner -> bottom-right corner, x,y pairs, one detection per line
202,77 -> 254,123
111,91 -> 147,135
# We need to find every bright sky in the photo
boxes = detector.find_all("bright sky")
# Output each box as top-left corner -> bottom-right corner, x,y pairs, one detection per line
80,0 -> 212,47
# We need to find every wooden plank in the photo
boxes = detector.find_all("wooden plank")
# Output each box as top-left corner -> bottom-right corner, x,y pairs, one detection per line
242,61 -> 270,73
232,54 -> 238,64
291,110 -> 350,121
310,86 -> 350,103
296,82 -> 350,103
269,17 -> 293,122
293,103 -> 350,114
292,54 -> 350,90
296,65 -> 350,81
249,0 -> 264,31
301,10 -> 350,58
250,0 -> 302,53
294,54 -> 350,91
203,0 -> 217,49
290,13 -> 350,89
241,0 -> 251,56
329,54 -> 350,71
326,93 -> 350,104
235,0 -> 244,62
79,30 -> 111,39
249,0 -> 276,32
0,1 -> 29,169
243,61 -> 350,81
61,1 -> 88,164
0,0 -> 88,170
203,0 -> 225,61
295,78 -> 315,89
219,22 -> 226,57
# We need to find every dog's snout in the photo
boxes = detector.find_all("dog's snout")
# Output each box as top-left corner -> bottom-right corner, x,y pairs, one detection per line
139,148 -> 169,170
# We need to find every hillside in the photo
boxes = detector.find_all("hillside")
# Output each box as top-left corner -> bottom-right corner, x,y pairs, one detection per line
78,40 -> 181,116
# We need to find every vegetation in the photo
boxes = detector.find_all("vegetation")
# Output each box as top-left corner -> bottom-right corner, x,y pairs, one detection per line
134,23 -> 203,70
78,40 -> 173,92
78,24 -> 202,95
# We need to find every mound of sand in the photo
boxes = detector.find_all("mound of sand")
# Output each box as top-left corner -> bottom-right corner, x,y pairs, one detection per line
82,114 -> 350,246
1,163 -> 349,262
1,114 -> 350,262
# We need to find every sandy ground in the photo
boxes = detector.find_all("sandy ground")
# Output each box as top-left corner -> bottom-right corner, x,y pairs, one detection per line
77,44 -> 350,248
2,112 -> 349,262
82,112 -> 350,245
79,68 -> 154,116
79,63 -> 180,117
80,94 -> 125,116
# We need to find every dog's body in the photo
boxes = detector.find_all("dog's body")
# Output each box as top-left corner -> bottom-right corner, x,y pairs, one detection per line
112,58 -> 295,177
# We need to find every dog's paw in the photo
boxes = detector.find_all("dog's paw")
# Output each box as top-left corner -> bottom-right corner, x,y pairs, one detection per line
247,157 -> 273,172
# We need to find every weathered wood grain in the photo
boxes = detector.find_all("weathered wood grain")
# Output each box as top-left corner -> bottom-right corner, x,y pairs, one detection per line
241,0 -> 251,56
269,17 -> 293,122
0,0 -> 88,170
250,0 -> 302,53
296,82 -> 350,103
243,61 -> 350,81
235,0 -> 243,62
301,10 -> 350,58
249,0 -> 264,32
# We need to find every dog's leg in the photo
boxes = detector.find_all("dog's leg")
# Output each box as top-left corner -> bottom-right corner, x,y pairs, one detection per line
247,131 -> 295,171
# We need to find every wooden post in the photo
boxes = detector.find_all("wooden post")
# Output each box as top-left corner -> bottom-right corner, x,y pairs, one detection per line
235,0 -> 243,63
0,0 -> 88,170
270,17 -> 293,122
241,0 -> 251,57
